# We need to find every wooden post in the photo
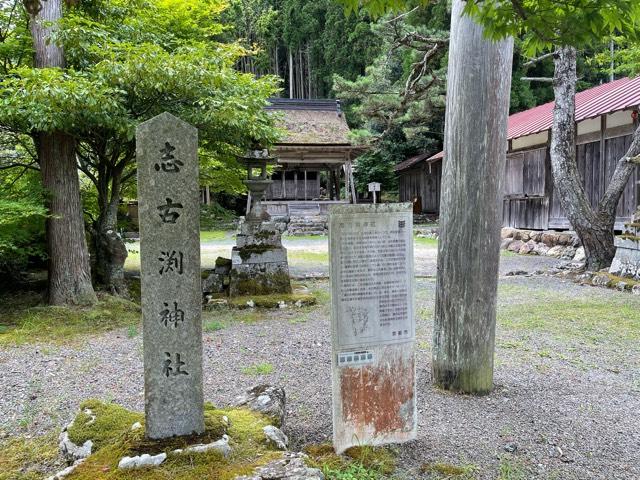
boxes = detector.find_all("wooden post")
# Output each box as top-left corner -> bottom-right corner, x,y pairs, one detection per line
432,0 -> 514,394
281,170 -> 285,199
294,170 -> 298,200
289,49 -> 294,99
304,170 -> 308,201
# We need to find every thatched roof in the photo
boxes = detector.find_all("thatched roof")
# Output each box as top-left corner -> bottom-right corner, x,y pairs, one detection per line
267,99 -> 352,145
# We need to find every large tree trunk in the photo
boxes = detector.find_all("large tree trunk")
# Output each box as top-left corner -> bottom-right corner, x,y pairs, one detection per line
27,0 -> 97,305
39,132 -> 97,305
432,0 -> 513,394
551,46 -> 640,272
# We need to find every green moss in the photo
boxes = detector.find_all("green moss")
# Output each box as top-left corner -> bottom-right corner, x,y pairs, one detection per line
42,401 -> 283,480
304,443 -> 396,480
237,244 -> 274,261
619,234 -> 640,241
0,432 -> 60,480
0,293 -> 141,346
598,273 -> 640,290
421,462 -> 477,478
67,399 -> 144,452
231,271 -> 292,296
229,292 -> 316,309
241,362 -> 274,376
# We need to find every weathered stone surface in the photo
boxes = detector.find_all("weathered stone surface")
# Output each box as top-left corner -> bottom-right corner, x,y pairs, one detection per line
574,247 -> 586,262
534,242 -> 550,256
500,238 -> 513,250
173,435 -> 232,457
137,112 -> 204,439
501,227 -> 516,239
235,452 -> 324,480
561,246 -> 576,260
329,203 -> 416,454
263,426 -> 288,450
632,285 -> 640,295
59,431 -> 92,462
546,245 -> 565,258
592,274 -> 610,286
46,459 -> 86,480
234,385 -> 286,427
507,240 -> 524,253
542,232 -> 559,247
518,240 -> 536,255
118,453 -> 167,470
609,237 -> 640,280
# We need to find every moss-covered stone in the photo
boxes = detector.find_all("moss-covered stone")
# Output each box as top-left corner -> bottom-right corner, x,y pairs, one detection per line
230,271 -> 292,296
48,400 -> 286,480
237,244 -> 274,261
229,293 -> 316,309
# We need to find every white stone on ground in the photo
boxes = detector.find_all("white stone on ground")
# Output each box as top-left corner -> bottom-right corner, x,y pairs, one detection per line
118,452 -> 167,469
172,434 -> 232,457
131,421 -> 142,430
46,459 -> 86,480
58,430 -> 93,462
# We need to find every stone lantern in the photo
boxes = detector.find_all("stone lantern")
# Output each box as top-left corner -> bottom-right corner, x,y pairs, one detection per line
229,145 -> 292,296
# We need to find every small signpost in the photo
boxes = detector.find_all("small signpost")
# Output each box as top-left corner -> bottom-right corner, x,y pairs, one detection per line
368,182 -> 381,204
329,203 -> 416,453
137,112 -> 205,439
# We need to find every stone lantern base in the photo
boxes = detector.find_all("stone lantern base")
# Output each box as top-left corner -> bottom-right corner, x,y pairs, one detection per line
229,219 -> 292,296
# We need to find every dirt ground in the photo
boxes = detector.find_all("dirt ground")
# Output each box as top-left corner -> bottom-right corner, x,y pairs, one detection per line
1,235 -> 638,479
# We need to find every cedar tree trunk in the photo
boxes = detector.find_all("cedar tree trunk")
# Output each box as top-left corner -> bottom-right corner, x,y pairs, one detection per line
27,0 -> 96,305
550,46 -> 640,272
432,0 -> 514,394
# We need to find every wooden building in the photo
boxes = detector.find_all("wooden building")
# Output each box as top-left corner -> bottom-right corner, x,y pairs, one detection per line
396,77 -> 640,230
262,98 -> 363,217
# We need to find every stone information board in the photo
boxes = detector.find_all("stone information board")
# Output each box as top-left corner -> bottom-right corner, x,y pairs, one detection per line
137,112 -> 204,439
329,203 -> 416,453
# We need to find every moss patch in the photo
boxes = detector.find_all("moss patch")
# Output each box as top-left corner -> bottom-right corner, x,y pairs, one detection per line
420,462 -> 477,478
0,432 -> 60,480
44,400 -> 283,480
304,443 -> 396,480
0,293 -> 141,346
596,273 -> 640,289
231,270 -> 292,296
229,292 -> 316,309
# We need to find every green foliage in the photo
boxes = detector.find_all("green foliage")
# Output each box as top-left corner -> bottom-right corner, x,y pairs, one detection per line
0,155 -> 46,279
241,362 -> 274,375
461,0 -> 640,56
305,444 -> 396,480
593,36 -> 640,77
200,203 -> 237,230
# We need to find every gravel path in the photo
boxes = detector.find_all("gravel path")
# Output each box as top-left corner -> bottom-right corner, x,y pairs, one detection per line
2,252 -> 638,479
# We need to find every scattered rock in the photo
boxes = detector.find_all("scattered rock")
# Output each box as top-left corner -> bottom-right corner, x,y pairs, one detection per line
506,270 -> 528,276
591,274 -> 610,286
59,430 -> 93,462
131,422 -> 142,431
263,425 -> 288,450
632,285 -> 640,295
46,459 -> 86,480
616,281 -> 628,291
507,240 -> 524,253
235,385 -> 286,427
560,246 -> 576,260
118,453 -> 167,470
235,452 -> 324,480
546,245 -> 565,258
246,300 -> 255,308
573,247 -> 586,262
173,435 -> 232,457
503,443 -> 518,453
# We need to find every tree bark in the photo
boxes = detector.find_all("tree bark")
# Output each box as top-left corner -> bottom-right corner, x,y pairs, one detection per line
550,46 -> 640,271
39,132 -> 97,305
26,0 -> 96,305
93,165 -> 128,296
432,0 -> 514,394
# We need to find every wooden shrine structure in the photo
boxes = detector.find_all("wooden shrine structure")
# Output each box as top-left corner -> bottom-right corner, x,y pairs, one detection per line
263,98 -> 364,218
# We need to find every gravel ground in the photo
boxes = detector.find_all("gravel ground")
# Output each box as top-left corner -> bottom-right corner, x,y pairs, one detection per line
2,246 -> 639,479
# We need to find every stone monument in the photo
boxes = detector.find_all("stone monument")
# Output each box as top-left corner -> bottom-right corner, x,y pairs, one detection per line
229,146 -> 291,296
137,112 -> 205,439
329,203 -> 416,454
610,208 -> 640,280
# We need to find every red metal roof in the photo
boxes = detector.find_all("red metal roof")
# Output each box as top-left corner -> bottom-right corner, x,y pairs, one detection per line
425,76 -> 640,162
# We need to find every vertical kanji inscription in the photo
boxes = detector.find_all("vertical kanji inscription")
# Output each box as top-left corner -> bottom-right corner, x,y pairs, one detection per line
137,112 -> 204,439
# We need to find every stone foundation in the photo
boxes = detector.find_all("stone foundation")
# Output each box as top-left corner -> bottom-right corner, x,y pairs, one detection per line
500,227 -> 583,261
609,237 -> 640,280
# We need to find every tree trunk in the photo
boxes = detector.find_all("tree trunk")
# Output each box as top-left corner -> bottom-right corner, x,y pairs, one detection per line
27,0 -> 97,305
432,0 -> 514,394
289,48 -> 294,98
94,167 -> 128,296
39,133 -> 97,305
550,46 -> 640,271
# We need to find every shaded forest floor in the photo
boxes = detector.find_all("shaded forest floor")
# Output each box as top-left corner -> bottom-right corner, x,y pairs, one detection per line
1,236 -> 638,479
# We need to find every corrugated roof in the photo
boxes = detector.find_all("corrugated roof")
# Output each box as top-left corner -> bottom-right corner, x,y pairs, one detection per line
267,98 -> 352,145
424,76 -> 640,162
